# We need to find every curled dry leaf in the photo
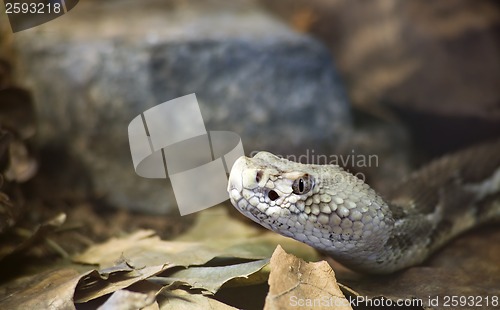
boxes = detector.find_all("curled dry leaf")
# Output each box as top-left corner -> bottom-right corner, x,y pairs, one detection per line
4,138 -> 37,183
74,265 -> 168,303
265,245 -> 352,310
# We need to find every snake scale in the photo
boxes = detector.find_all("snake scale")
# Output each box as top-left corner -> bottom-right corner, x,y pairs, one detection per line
227,140 -> 500,274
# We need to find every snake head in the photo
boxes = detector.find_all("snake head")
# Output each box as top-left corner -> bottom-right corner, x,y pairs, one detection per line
227,152 -> 319,229
227,151 -> 394,271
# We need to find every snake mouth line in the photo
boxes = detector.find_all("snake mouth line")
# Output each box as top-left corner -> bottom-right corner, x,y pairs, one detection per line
232,197 -> 276,231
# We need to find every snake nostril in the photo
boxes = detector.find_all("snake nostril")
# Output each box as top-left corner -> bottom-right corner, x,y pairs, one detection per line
256,170 -> 263,183
268,190 -> 279,201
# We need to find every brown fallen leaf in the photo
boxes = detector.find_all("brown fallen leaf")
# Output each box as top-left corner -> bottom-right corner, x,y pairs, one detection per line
265,245 -> 352,310
74,265 -> 169,303
73,229 -> 269,270
159,289 -> 237,310
157,259 -> 270,294
74,207 -> 318,271
174,206 -> 262,241
97,289 -> 156,310
67,207 -> 320,307
0,213 -> 66,261
0,268 -> 80,310
176,206 -> 319,262
0,206 -> 319,309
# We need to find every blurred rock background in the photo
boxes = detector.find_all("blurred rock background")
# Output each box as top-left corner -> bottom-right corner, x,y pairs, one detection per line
261,0 -> 500,154
1,0 -> 499,217
3,0 -> 351,214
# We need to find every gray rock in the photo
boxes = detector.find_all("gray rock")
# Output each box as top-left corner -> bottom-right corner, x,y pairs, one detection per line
12,0 -> 350,213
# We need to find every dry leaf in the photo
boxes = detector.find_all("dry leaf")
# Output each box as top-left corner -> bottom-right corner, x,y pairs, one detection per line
0,207 -> 320,308
74,207 -> 318,271
0,268 -> 80,310
265,245 -> 352,310
74,265 -> 168,303
159,289 -> 237,310
69,207 -> 320,306
0,213 -> 66,261
177,206 -> 319,262
97,289 -> 156,310
158,259 -> 270,294
73,229 -> 266,270
175,206 -> 262,241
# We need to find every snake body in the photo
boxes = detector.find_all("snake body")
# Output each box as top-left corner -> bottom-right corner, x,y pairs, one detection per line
227,140 -> 500,274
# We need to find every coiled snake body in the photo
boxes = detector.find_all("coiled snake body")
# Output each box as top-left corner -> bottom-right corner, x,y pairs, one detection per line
227,140 -> 500,274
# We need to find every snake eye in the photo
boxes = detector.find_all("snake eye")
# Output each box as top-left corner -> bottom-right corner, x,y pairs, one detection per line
292,174 -> 313,195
